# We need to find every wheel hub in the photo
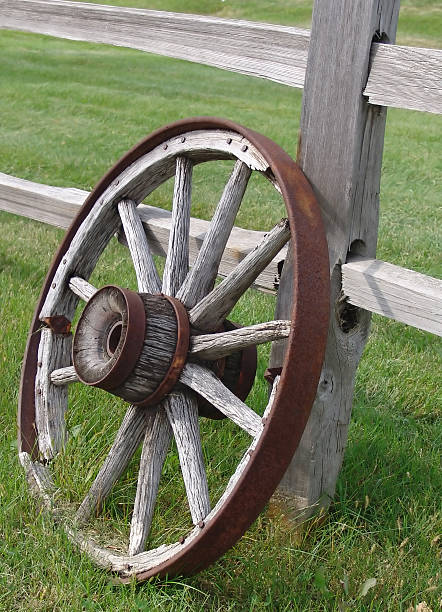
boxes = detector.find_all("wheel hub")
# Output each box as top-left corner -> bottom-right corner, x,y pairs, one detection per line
72,285 -> 190,407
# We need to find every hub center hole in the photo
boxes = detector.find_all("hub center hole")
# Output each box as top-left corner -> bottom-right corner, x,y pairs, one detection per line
106,321 -> 123,357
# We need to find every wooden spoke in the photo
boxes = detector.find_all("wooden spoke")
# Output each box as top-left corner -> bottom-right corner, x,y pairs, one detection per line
164,393 -> 211,525
190,320 -> 291,361
35,329 -> 72,460
118,199 -> 161,293
50,365 -> 78,386
177,160 -> 251,307
189,219 -> 290,331
76,405 -> 151,525
180,363 -> 262,437
210,376 -> 280,511
69,277 -> 97,302
128,410 -> 172,556
162,156 -> 193,297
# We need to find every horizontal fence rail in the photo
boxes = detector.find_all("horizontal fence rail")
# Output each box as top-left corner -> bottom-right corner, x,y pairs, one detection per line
0,172 -> 285,293
1,172 -> 440,335
0,0 -> 441,115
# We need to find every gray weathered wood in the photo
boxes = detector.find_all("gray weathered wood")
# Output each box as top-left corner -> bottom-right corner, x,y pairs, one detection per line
0,172 -> 285,293
164,393 -> 211,525
162,156 -> 193,296
31,129 -> 271,321
35,328 -> 71,460
2,170 -> 439,332
189,219 -> 290,331
1,1 -> 440,114
118,199 -> 161,293
19,451 -> 57,510
69,277 -> 97,302
342,258 -> 442,336
270,0 -> 401,521
76,405 -> 151,525
21,377 -> 280,577
190,320 -> 291,360
0,0 -> 309,89
177,160 -> 251,308
73,292 -> 178,403
50,365 -> 78,386
50,320 -> 290,386
365,43 -> 442,115
128,410 -> 172,556
180,362 -> 262,437
0,171 -> 86,227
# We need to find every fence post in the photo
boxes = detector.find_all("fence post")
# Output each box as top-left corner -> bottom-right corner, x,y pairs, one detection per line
269,0 -> 400,520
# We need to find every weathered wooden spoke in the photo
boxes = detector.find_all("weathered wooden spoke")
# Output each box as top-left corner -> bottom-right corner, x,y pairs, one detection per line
76,405 -> 152,525
69,277 -> 97,302
162,156 -> 193,296
118,198 -> 161,293
128,409 -> 172,556
19,118 -> 328,582
164,392 -> 211,524
190,320 -> 291,360
189,219 -> 291,331
177,160 -> 251,308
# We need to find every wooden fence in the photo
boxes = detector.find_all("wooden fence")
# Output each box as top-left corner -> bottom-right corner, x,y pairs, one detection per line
0,0 -> 441,520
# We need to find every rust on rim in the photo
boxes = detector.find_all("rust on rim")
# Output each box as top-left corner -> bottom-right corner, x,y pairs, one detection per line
135,294 -> 190,408
19,117 -> 330,579
72,285 -> 147,391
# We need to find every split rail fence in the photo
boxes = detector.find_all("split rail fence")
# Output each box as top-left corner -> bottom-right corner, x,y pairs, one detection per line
0,0 -> 441,519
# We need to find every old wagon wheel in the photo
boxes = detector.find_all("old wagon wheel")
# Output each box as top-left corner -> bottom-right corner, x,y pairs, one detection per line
18,117 -> 329,581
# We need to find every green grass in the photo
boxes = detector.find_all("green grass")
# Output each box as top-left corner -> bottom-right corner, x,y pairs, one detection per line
0,1 -> 441,610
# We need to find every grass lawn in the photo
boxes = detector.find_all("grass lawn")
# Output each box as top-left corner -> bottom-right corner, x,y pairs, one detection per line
0,1 -> 441,610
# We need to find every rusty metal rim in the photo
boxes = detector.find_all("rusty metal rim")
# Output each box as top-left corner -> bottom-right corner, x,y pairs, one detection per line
18,117 -> 329,580
72,285 -> 147,391
135,294 -> 190,408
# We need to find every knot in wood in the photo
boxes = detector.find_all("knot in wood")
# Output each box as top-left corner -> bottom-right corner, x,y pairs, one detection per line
72,285 -> 190,406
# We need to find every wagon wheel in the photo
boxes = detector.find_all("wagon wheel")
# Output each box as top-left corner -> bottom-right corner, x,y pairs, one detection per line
18,117 -> 329,581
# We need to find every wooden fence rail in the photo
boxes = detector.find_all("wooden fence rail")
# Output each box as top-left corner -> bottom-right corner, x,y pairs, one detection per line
1,172 -> 440,336
1,0 -> 441,114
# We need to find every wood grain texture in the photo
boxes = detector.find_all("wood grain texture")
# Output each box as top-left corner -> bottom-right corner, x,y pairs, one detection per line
177,160 -> 251,308
128,410 -> 172,556
342,258 -> 442,336
35,329 -> 72,460
189,219 -> 290,331
271,0 -> 401,520
19,451 -> 56,509
76,405 -> 151,525
64,377 -> 280,577
190,320 -> 291,360
365,43 -> 442,115
50,365 -> 78,386
164,392 -> 211,525
118,199 -> 161,294
162,156 -> 192,297
1,1 -> 439,113
0,172 -> 285,293
180,362 -> 262,437
69,277 -> 97,302
0,0 -> 309,89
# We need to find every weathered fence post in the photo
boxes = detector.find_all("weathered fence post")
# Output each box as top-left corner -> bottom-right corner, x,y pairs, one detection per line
270,0 -> 400,520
